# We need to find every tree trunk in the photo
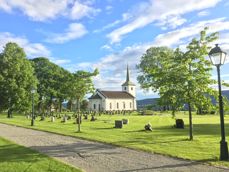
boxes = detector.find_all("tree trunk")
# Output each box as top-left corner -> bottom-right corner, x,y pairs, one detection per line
59,99 -> 62,113
38,95 -> 42,115
188,102 -> 193,140
7,98 -> 12,118
49,95 -> 53,116
7,109 -> 12,118
76,98 -> 81,132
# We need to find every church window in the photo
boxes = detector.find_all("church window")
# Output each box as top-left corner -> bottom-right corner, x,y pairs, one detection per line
117,103 -> 119,109
124,87 -> 126,90
131,87 -> 133,90
123,102 -> 125,109
93,104 -> 96,109
130,102 -> 132,108
110,103 -> 112,110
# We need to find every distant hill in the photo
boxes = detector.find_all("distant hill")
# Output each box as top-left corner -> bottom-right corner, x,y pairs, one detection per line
137,90 -> 229,109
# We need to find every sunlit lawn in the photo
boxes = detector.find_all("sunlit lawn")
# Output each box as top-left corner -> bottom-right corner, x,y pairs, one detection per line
1,112 -> 229,167
0,137 -> 81,172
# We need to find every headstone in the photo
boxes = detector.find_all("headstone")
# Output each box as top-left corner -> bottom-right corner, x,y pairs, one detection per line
115,120 -> 123,128
61,116 -> 67,123
145,123 -> 152,131
122,119 -> 129,124
84,114 -> 88,120
175,119 -> 184,129
91,115 -> 97,121
26,115 -> 30,119
40,116 -> 45,121
51,116 -> 55,122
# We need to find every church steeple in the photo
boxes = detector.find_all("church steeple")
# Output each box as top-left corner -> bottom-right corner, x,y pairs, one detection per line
122,64 -> 136,97
126,65 -> 130,82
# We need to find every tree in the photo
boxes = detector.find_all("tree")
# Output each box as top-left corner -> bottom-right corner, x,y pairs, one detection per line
178,28 -> 218,140
69,69 -> 99,132
32,57 -> 72,115
137,47 -> 184,117
0,42 -> 38,117
137,28 -> 218,140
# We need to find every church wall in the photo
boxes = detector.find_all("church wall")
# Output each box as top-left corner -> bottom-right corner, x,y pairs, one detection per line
88,99 -> 103,111
105,98 -> 136,111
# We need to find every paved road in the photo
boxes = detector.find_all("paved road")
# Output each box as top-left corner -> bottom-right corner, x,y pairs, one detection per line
0,123 -> 228,172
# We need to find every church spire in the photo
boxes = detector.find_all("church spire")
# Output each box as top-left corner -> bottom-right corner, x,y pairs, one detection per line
126,64 -> 130,82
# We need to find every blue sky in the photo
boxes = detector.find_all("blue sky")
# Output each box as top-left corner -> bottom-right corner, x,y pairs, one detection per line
0,0 -> 229,100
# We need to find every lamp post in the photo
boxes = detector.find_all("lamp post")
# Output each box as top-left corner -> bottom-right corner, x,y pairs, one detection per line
31,88 -> 36,126
209,44 -> 228,160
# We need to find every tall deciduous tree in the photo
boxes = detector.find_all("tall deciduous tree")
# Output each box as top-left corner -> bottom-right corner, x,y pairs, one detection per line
32,57 -> 71,115
0,42 -> 38,117
69,69 -> 99,132
138,28 -> 218,140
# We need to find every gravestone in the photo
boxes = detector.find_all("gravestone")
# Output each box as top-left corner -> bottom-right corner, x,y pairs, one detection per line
91,115 -> 96,121
145,123 -> 152,131
115,120 -> 123,128
51,116 -> 55,122
122,119 -> 129,124
61,116 -> 67,123
175,119 -> 184,129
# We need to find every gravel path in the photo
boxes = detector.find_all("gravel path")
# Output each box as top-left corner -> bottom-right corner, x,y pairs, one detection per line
0,123 -> 228,172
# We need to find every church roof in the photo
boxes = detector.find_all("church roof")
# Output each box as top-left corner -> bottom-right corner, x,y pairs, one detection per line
99,90 -> 135,99
88,93 -> 102,99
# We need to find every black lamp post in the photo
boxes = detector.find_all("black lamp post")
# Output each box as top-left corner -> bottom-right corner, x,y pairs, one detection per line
31,88 -> 36,126
209,44 -> 228,160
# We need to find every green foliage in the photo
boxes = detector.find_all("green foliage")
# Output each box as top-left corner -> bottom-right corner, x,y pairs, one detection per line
137,28 -> 219,140
0,42 -> 38,116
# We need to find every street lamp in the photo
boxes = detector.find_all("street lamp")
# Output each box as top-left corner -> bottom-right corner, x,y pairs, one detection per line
209,44 -> 228,160
31,87 -> 36,126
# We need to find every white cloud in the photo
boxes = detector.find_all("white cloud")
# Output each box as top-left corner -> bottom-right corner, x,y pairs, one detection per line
101,44 -> 113,51
198,10 -> 210,17
154,18 -> 229,47
45,23 -> 88,44
0,0 -> 99,21
0,32 -> 50,57
107,0 -> 221,43
156,15 -> 187,30
70,1 -> 100,20
51,59 -> 71,65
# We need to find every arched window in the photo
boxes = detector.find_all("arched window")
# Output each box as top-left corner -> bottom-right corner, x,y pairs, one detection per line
130,102 -> 132,108
124,87 -> 126,90
110,102 -> 112,110
117,102 -> 119,109
123,102 -> 125,109
131,87 -> 133,90
93,104 -> 96,109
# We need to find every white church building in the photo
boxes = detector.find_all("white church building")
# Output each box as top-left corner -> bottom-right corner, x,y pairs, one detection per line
88,66 -> 137,111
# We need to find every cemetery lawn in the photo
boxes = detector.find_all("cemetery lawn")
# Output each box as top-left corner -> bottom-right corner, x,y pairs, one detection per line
0,136 -> 81,172
1,113 -> 229,168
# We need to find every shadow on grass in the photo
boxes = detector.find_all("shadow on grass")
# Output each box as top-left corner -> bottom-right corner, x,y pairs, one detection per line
117,158 -> 225,172
0,144 -> 44,163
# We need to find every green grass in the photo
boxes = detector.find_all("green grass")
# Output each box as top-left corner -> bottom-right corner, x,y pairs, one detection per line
0,137 -> 81,172
1,112 -> 229,168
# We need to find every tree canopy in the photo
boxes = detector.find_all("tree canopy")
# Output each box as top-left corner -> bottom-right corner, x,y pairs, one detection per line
0,42 -> 38,117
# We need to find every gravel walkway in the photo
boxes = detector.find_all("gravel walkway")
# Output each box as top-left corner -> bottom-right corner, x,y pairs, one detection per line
0,123 -> 228,172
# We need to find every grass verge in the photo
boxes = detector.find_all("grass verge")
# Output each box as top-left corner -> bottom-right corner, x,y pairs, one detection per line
0,136 -> 81,172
